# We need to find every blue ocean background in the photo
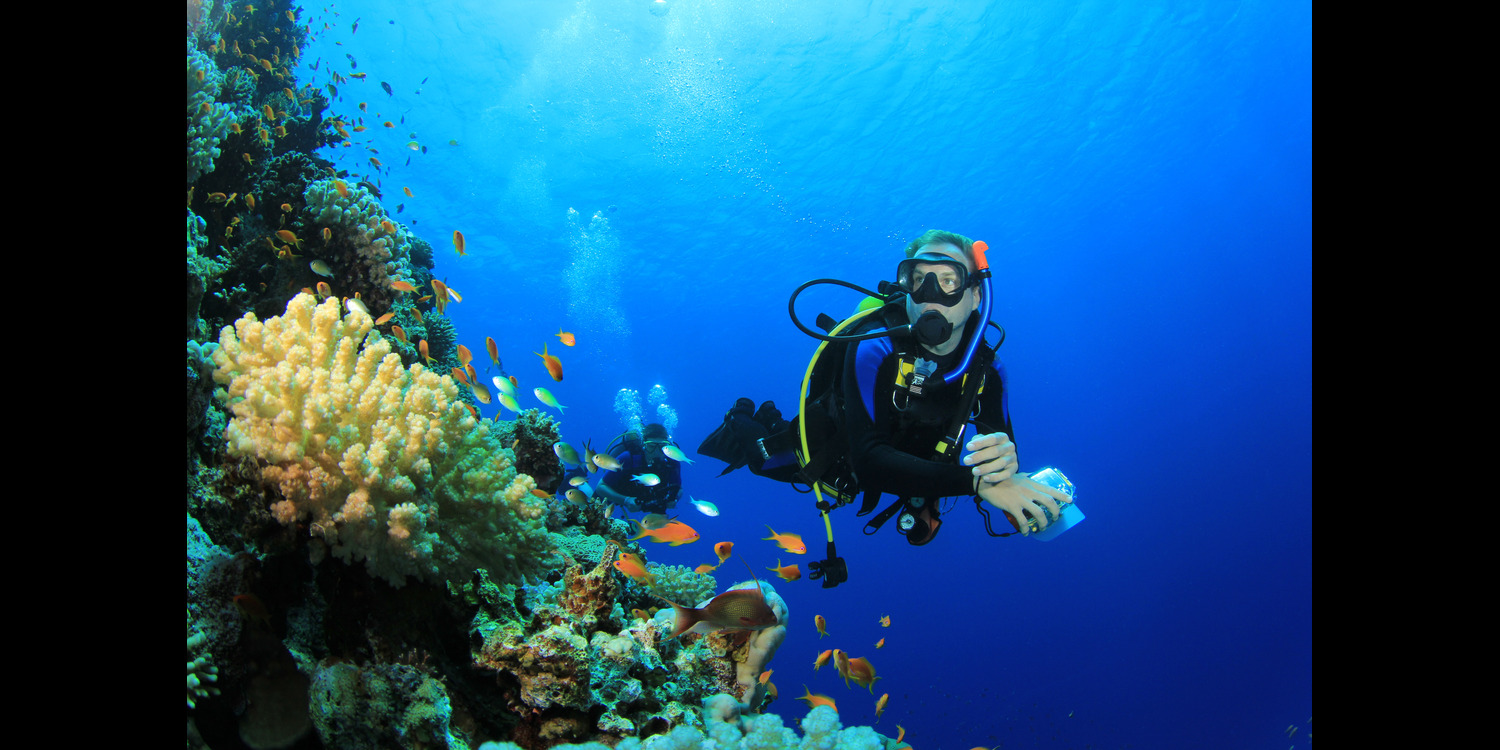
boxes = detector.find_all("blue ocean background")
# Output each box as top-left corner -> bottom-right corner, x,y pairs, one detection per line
298,1 -> 1312,747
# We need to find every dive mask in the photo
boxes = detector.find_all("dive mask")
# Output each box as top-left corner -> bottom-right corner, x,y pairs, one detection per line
896,257 -> 978,306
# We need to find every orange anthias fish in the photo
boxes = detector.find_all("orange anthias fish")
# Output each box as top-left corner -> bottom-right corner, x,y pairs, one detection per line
453,230 -> 466,256
797,686 -> 837,712
431,279 -> 450,314
693,563 -> 718,574
813,649 -> 833,670
875,638 -> 885,649
816,614 -> 830,639
758,669 -> 773,685
628,519 -> 699,546
875,693 -> 889,720
391,280 -> 416,293
843,656 -> 881,693
233,593 -> 273,631
879,615 -> 891,628
419,339 -> 432,364
486,336 -> 500,366
714,541 -> 734,563
556,328 -> 575,346
766,559 -> 801,582
833,649 -> 850,682
762,525 -> 806,554
535,343 -> 564,382
613,551 -> 656,587
655,579 -> 780,640
391,325 -> 409,344
456,344 -> 473,367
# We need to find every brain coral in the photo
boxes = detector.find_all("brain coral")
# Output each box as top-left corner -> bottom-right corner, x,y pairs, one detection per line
211,293 -> 555,587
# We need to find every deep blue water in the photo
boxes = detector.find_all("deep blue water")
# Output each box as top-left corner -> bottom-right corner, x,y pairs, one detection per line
298,1 -> 1312,747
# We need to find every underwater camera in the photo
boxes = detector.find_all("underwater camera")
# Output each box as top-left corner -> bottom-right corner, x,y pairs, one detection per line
1004,467 -> 1085,541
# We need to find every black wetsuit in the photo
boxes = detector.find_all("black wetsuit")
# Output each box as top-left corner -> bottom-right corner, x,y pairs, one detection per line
598,441 -> 683,514
842,327 -> 1013,500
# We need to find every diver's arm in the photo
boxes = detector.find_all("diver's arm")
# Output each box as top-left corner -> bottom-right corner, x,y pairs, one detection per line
592,478 -> 636,509
965,361 -> 1018,485
842,338 -> 976,498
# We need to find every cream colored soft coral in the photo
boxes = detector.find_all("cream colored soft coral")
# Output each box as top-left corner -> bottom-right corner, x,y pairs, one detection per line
212,293 -> 554,586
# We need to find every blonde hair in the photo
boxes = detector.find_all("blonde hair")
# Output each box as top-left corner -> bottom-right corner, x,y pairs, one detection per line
903,229 -> 976,263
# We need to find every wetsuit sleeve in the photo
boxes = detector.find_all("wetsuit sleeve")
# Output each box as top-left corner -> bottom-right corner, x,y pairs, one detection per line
842,337 -> 978,499
973,359 -> 1015,450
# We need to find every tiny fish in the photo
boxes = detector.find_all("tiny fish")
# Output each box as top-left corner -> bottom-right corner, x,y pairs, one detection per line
381,81 -> 392,96
632,473 -> 661,487
661,444 -> 694,464
309,259 -> 333,277
534,387 -> 566,412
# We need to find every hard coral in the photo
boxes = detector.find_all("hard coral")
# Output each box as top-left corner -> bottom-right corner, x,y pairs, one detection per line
212,293 -> 553,587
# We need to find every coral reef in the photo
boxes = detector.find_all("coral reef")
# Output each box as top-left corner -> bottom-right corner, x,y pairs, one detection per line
187,40 -> 237,184
212,293 -> 553,587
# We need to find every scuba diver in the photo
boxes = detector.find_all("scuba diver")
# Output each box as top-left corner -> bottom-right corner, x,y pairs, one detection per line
592,423 -> 685,515
699,230 -> 1072,586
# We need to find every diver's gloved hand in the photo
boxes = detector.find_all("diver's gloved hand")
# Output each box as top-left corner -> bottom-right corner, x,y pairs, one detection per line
977,473 -> 1071,536
963,432 -> 1019,486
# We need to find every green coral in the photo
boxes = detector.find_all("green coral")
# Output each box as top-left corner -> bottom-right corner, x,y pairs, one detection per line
647,562 -> 718,607
187,40 -> 236,184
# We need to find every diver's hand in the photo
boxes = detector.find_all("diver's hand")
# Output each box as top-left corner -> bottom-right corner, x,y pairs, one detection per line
977,473 -> 1070,535
963,432 -> 1018,486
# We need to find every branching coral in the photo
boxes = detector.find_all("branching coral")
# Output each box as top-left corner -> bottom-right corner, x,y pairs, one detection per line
211,293 -> 554,587
187,40 -> 236,184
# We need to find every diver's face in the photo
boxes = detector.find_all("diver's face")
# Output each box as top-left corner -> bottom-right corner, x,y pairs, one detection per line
904,242 -> 978,354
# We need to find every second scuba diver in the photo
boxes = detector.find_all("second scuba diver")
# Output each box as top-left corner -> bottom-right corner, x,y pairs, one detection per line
593,422 -> 686,515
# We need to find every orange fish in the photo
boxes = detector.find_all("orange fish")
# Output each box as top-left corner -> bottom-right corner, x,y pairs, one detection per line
813,649 -> 833,671
465,363 -> 478,384
875,638 -> 885,649
758,669 -> 773,685
693,563 -> 718,574
656,579 -> 779,640
450,367 -> 470,385
628,519 -> 699,546
895,726 -> 905,745
403,186 -> 414,197
815,614 -> 829,639
879,615 -> 891,628
875,693 -> 889,721
430,280 -> 449,314
374,312 -> 395,325
382,121 -> 394,128
534,343 -> 563,382
456,344 -> 473,367
419,339 -> 431,364
233,593 -> 272,631
315,281 -> 332,297
843,656 -> 880,693
531,488 -> 554,500
486,336 -> 500,366
275,229 -> 302,248
453,230 -> 466,256
353,125 -> 367,132
369,157 -> 382,168
833,649 -> 850,682
391,325 -> 408,343
632,608 -> 651,621
280,203 -> 292,212
390,280 -> 416,293
322,227 -> 333,241
556,329 -> 575,346
463,403 -> 479,420
245,194 -> 256,210
714,541 -> 734,563
766,559 -> 801,582
762,525 -> 806,554
797,686 -> 837,712
413,307 -> 424,324
333,179 -> 349,198
613,552 -> 656,586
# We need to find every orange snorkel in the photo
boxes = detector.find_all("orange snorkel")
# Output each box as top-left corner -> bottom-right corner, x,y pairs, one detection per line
941,239 -> 993,385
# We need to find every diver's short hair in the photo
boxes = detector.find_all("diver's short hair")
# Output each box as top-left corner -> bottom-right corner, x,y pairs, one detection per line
904,229 -> 976,264
643,422 -> 669,441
